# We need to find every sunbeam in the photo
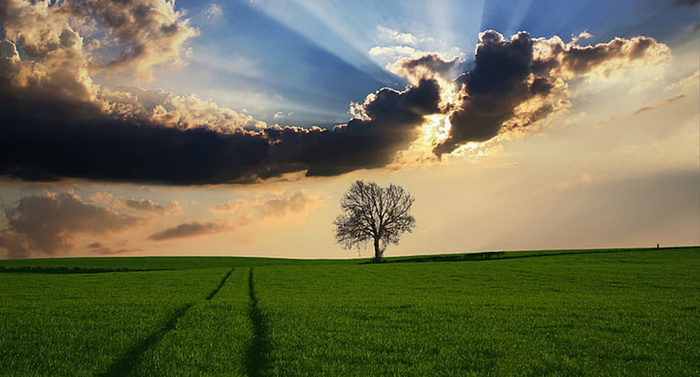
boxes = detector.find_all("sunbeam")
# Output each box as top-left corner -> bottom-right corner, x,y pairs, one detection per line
249,0 -> 397,86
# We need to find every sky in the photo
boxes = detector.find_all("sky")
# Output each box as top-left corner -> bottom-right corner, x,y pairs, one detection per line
0,0 -> 698,259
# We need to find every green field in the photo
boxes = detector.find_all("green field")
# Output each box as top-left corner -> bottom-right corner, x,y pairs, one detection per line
0,247 -> 698,376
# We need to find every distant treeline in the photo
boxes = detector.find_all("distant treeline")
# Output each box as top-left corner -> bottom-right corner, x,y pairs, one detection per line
0,266 -> 173,274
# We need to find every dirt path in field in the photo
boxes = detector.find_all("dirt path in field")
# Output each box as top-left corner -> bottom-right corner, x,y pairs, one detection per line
245,268 -> 271,377
99,268 -> 235,377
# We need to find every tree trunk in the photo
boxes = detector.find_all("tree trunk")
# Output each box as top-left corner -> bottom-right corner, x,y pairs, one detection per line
373,237 -> 382,262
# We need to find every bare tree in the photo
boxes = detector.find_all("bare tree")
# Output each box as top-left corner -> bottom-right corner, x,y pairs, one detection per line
334,180 -> 416,261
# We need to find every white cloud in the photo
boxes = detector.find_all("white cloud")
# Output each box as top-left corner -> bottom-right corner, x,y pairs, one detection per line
203,3 -> 224,22
376,26 -> 419,46
665,69 -> 700,92
369,25 -> 462,69
369,46 -> 417,57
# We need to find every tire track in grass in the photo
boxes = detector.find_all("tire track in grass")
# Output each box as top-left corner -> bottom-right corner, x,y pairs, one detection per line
100,268 -> 235,377
206,268 -> 235,300
99,304 -> 192,377
245,268 -> 271,377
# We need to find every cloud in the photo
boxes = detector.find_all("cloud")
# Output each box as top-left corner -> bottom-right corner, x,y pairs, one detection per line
86,192 -> 181,216
148,220 -> 232,241
0,0 -> 198,90
389,53 -> 461,87
88,192 -> 114,206
665,70 -> 699,92
64,0 -> 199,81
267,79 -> 442,177
214,190 -> 322,223
202,3 -> 223,23
87,242 -> 143,255
257,190 -> 321,219
376,26 -> 419,46
0,5 -> 97,108
369,46 -> 417,57
116,198 -> 182,216
0,0 -> 256,129
676,0 -> 699,6
0,192 -> 146,258
633,94 -> 686,115
0,0 -> 442,185
0,108 -> 271,183
434,30 -> 670,155
369,26 -> 459,70
212,200 -> 250,214
0,17 -> 671,184
0,75 -> 440,183
101,86 -> 259,132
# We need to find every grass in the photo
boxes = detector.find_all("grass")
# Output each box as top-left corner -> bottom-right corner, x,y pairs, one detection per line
0,268 -> 229,376
132,269 -> 252,377
254,248 -> 698,376
0,247 -> 697,376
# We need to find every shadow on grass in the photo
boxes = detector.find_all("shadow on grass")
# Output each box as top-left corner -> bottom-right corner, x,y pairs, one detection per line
246,268 -> 271,377
360,252 -> 504,264
99,304 -> 192,377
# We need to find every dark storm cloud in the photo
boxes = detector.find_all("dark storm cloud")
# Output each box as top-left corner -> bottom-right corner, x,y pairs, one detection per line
0,192 -> 145,258
435,31 -> 536,155
675,0 -> 699,6
0,76 -> 441,184
434,30 -> 669,155
0,101 -> 270,184
269,78 -> 441,176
